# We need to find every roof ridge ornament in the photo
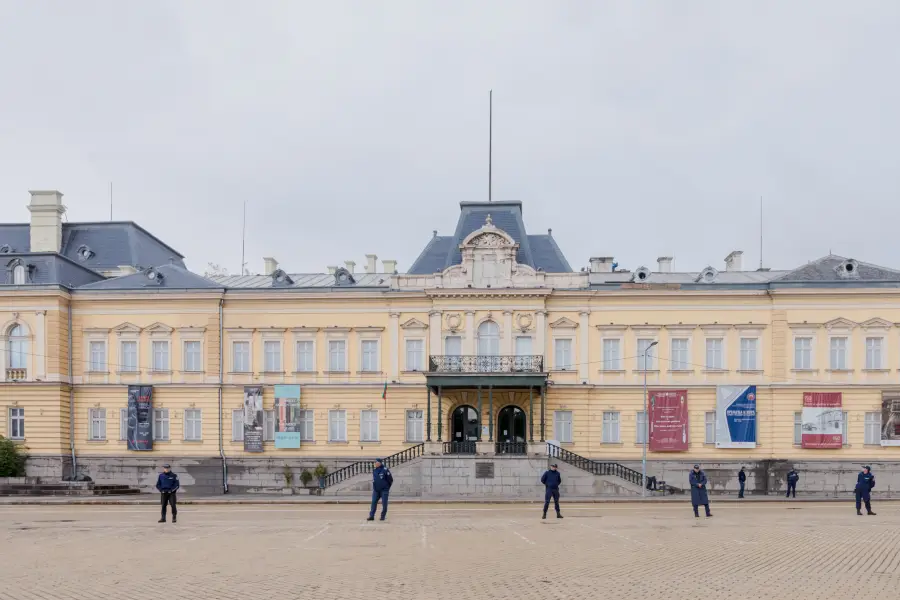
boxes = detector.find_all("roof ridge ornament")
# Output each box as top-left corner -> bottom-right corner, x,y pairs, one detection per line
485,214 -> 493,227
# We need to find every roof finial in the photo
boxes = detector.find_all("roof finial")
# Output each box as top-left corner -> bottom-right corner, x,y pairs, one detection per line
485,214 -> 493,227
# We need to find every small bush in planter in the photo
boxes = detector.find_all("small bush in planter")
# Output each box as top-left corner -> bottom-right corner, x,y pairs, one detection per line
0,436 -> 27,477
314,463 -> 328,487
283,464 -> 293,487
300,469 -> 313,487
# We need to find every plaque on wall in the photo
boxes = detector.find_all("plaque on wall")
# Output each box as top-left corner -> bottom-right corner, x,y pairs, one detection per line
475,462 -> 495,479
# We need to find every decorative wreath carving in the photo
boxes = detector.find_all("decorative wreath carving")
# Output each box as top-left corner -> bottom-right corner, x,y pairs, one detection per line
446,313 -> 462,332
515,313 -> 533,331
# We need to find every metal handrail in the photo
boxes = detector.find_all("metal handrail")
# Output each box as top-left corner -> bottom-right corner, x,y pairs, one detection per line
547,443 -> 682,493
443,441 -> 476,454
495,441 -> 527,455
428,355 -> 544,373
323,443 -> 425,488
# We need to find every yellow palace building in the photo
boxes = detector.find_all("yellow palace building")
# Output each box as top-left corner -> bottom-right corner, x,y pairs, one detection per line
2,190 -> 900,496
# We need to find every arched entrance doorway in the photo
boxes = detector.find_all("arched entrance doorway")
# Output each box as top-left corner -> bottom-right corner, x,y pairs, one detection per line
449,405 -> 479,453
497,405 -> 526,453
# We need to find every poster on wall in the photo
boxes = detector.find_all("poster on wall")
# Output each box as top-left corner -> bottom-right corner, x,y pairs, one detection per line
801,392 -> 842,449
243,385 -> 264,452
715,385 -> 757,448
274,385 -> 302,449
648,389 -> 689,451
126,385 -> 153,451
880,392 -> 900,446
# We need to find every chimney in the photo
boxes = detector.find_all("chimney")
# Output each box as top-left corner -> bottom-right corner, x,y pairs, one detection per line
344,260 -> 356,273
589,257 -> 615,273
725,251 -> 743,272
365,254 -> 378,273
28,190 -> 66,253
382,259 -> 397,274
657,256 -> 674,273
327,265 -> 338,274
263,257 -> 278,276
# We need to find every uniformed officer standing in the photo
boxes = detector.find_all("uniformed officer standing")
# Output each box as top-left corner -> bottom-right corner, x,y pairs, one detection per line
540,463 -> 563,519
786,468 -> 799,498
155,464 -> 179,523
855,465 -> 876,516
738,467 -> 746,499
367,458 -> 393,522
689,464 -> 712,518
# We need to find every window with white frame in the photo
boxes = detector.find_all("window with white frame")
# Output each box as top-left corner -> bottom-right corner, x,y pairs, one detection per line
295,340 -> 315,372
842,411 -> 849,446
89,341 -> 107,372
328,340 -> 346,372
865,412 -> 881,445
183,340 -> 202,372
705,338 -> 724,370
232,341 -> 250,372
406,409 -> 424,442
740,338 -> 759,370
602,411 -> 620,443
7,324 -> 27,369
361,339 -> 379,372
360,409 -> 379,442
151,340 -> 170,372
263,340 -> 282,372
830,337 -> 848,370
12,264 -> 26,285
120,340 -> 138,372
184,409 -> 202,441
793,412 -> 802,445
119,408 -> 128,441
602,338 -> 621,370
515,336 -> 532,356
705,411 -> 716,444
865,337 -> 884,370
554,338 -> 573,370
154,408 -> 170,441
670,338 -> 690,370
298,409 -> 314,441
232,409 -> 244,441
328,409 -> 347,441
264,410 -> 276,441
636,411 -> 647,444
794,337 -> 813,370
89,408 -> 106,440
405,339 -> 424,371
8,407 -> 24,439
554,410 -> 573,443
444,335 -> 462,356
636,338 -> 656,371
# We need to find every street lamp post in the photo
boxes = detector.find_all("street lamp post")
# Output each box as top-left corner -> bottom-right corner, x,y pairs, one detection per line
642,340 -> 659,498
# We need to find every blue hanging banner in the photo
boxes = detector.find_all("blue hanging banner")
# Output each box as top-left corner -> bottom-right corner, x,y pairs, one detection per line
715,385 -> 757,448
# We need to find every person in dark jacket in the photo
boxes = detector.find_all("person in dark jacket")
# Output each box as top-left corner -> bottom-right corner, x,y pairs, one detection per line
155,464 -> 179,523
540,463 -> 563,519
689,464 -> 712,518
855,465 -> 876,516
367,458 -> 393,521
738,467 -> 746,499
786,469 -> 799,498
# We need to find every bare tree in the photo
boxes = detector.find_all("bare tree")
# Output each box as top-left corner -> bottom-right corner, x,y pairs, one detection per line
204,263 -> 229,277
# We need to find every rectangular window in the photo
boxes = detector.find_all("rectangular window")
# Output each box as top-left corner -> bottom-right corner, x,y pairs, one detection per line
232,409 -> 243,441
120,341 -> 138,372
794,337 -> 812,370
232,341 -> 250,372
554,410 -> 573,443
184,409 -> 202,441
670,338 -> 690,370
636,411 -> 647,444
361,339 -> 379,372
263,340 -> 282,372
740,338 -> 759,370
793,412 -> 801,445
8,407 -> 24,439
264,410 -> 275,441
328,409 -> 347,442
842,411 -> 849,446
830,337 -> 848,370
89,341 -> 106,372
296,340 -> 314,372
865,337 -> 883,370
183,341 -> 202,372
89,408 -> 106,440
360,409 -> 379,442
405,339 -> 424,371
705,338 -> 723,370
154,408 -> 170,441
554,339 -> 573,370
406,409 -> 424,442
636,338 -> 655,371
119,408 -> 127,441
151,340 -> 170,372
298,409 -> 314,441
602,339 -> 621,370
444,335 -> 462,356
515,336 -> 533,356
705,411 -> 716,444
865,412 -> 881,445
8,334 -> 26,369
328,340 -> 346,372
602,411 -> 620,443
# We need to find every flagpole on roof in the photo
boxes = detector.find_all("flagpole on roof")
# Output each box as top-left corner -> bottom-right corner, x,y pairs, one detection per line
488,90 -> 492,203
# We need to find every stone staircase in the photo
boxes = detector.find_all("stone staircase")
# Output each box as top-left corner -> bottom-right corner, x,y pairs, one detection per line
322,443 -> 426,496
0,477 -> 141,497
547,444 -> 683,496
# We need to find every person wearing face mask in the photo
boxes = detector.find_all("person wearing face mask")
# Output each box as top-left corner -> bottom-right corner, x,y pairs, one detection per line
689,464 -> 712,518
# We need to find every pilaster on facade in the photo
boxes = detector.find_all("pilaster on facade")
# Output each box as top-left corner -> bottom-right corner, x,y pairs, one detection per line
34,310 -> 46,380
464,311 -> 476,355
388,313 -> 400,379
578,311 -> 590,383
502,310 -> 513,355
535,310 -> 548,361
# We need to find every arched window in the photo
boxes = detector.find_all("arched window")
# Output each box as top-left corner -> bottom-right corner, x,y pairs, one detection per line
7,324 -> 28,369
476,320 -> 500,356
12,264 -> 26,285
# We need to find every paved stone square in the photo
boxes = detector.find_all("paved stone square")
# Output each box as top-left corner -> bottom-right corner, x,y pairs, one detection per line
2,501 -> 899,599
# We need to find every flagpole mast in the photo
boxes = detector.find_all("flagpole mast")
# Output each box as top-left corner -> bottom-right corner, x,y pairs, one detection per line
489,90 -> 492,203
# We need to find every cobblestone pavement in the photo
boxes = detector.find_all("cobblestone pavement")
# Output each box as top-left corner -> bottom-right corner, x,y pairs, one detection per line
2,502 -> 899,599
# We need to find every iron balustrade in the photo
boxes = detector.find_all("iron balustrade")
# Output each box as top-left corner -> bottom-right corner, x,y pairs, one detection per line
443,441 -> 477,454
323,443 -> 425,488
495,442 -> 527,455
547,443 -> 682,493
428,355 -> 544,374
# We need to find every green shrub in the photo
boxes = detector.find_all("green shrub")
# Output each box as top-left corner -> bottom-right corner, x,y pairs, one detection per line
300,469 -> 313,486
313,463 -> 328,479
0,436 -> 27,477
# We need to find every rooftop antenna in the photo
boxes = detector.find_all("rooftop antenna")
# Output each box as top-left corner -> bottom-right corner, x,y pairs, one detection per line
759,196 -> 763,269
240,200 -> 247,275
488,89 -> 492,202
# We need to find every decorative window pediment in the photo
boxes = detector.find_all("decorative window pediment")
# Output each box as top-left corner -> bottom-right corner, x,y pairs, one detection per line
824,317 -> 857,331
145,322 -> 174,335
549,317 -> 578,329
400,318 -> 428,330
113,322 -> 142,335
860,317 -> 891,330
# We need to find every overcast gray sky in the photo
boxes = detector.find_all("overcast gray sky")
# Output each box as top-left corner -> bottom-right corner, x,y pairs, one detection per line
2,1 -> 898,275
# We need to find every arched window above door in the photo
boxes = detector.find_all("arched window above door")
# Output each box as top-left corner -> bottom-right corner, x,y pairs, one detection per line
477,320 -> 500,356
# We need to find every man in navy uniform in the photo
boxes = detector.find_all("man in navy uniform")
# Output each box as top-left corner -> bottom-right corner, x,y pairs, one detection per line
540,463 -> 563,519
855,465 -> 876,516
786,468 -> 799,498
155,464 -> 179,523
689,464 -> 712,518
738,467 -> 746,499
367,458 -> 393,522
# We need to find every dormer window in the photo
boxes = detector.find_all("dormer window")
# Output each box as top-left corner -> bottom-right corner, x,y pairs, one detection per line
144,267 -> 164,284
7,259 -> 29,285
334,267 -> 356,286
76,245 -> 95,261
272,269 -> 293,286
633,267 -> 650,282
697,266 -> 718,284
0,244 -> 12,254
836,259 -> 860,279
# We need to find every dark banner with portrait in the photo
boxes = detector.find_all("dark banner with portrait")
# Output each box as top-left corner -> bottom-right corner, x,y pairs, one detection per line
243,385 -> 264,452
127,385 -> 153,451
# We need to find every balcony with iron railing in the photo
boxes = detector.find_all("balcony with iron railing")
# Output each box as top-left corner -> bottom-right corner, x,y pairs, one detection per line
428,355 -> 544,374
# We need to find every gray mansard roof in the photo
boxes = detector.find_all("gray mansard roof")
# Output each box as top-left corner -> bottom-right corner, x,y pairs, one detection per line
407,201 -> 573,274
2,253 -> 105,287
78,263 -> 222,291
